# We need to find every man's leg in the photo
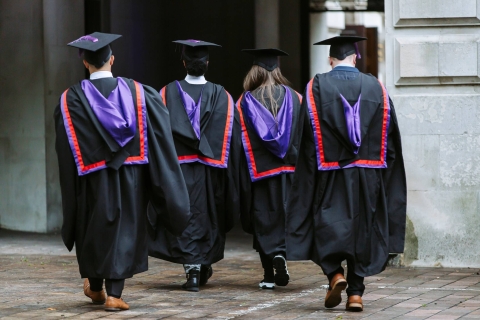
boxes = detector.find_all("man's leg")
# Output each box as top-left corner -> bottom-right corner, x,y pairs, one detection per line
88,278 -> 103,292
182,264 -> 201,292
346,272 -> 365,297
84,278 -> 106,304
104,279 -> 129,312
259,252 -> 275,289
345,261 -> 364,312
105,279 -> 125,298
200,264 -> 213,286
325,266 -> 347,308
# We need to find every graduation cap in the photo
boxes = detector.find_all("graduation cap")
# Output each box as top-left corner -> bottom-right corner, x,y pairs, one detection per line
68,32 -> 122,68
242,48 -> 289,71
314,36 -> 367,60
172,39 -> 221,62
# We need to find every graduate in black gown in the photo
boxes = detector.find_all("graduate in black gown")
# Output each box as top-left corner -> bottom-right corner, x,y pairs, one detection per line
148,40 -> 241,292
286,36 -> 406,312
55,33 -> 190,311
237,49 -> 304,290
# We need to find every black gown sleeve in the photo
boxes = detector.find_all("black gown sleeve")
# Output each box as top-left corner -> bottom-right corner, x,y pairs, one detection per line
143,85 -> 191,237
285,86 -> 317,260
222,106 -> 243,233
234,96 -> 254,235
54,102 -> 78,252
383,97 -> 407,253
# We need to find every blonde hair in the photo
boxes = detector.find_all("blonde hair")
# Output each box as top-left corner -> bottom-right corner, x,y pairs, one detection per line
243,65 -> 291,117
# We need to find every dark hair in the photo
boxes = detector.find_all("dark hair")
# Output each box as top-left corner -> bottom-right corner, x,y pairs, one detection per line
185,59 -> 208,76
84,45 -> 112,69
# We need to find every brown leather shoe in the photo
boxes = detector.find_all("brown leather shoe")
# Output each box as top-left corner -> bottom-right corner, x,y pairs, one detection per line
346,295 -> 363,312
324,273 -> 347,308
105,296 -> 129,312
83,279 -> 106,304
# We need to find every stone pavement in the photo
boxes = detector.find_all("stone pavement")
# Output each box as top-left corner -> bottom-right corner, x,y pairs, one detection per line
1,228 -> 480,319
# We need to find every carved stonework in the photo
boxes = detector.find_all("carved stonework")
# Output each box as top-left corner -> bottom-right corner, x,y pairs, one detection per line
394,0 -> 480,27
394,34 -> 480,85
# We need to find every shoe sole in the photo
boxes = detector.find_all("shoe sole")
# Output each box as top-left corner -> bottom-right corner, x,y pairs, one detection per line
273,256 -> 289,286
259,283 -> 275,290
346,302 -> 363,312
84,293 -> 105,305
324,279 -> 347,308
183,286 -> 200,292
105,307 -> 128,312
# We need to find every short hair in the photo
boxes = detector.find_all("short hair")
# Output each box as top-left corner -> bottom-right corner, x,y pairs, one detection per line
185,59 -> 208,77
84,45 -> 112,69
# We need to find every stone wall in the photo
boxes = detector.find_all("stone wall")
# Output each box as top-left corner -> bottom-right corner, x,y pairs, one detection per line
386,0 -> 480,267
0,0 -> 84,232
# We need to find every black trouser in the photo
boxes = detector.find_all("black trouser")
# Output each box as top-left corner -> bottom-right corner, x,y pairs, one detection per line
259,252 -> 274,279
326,261 -> 365,297
88,278 -> 125,298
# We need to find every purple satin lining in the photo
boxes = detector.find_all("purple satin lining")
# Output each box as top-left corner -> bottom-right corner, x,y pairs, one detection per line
176,81 -> 202,140
340,93 -> 362,154
243,86 -> 293,159
60,82 -> 148,176
81,78 -> 137,147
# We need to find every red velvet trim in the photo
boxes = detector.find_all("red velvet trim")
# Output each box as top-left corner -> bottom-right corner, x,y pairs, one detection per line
308,78 -> 389,168
62,89 -> 106,172
160,86 -> 166,106
125,81 -> 146,162
63,81 -> 146,174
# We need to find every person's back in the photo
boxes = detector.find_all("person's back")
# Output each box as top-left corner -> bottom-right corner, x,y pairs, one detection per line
237,49 -> 304,290
55,33 -> 190,312
149,40 -> 241,292
286,36 -> 406,312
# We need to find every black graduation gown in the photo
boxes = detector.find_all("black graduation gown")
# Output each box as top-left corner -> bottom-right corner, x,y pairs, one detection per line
148,80 -> 242,265
286,70 -> 406,277
237,86 -> 304,258
54,77 -> 190,279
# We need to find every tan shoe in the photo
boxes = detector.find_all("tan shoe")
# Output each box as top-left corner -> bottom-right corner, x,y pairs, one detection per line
83,279 -> 106,304
105,296 -> 129,312
324,273 -> 347,308
346,295 -> 363,312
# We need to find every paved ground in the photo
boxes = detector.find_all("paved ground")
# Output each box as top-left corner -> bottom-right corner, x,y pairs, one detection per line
1,228 -> 480,319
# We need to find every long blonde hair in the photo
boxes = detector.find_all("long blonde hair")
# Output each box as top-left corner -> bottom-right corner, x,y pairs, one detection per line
243,65 -> 291,117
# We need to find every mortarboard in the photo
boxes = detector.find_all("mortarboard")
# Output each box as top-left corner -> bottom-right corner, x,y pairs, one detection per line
242,48 -> 289,71
172,39 -> 221,62
314,36 -> 367,60
68,32 -> 122,68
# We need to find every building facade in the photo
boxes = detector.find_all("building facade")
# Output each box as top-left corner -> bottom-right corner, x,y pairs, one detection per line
1,0 -> 479,269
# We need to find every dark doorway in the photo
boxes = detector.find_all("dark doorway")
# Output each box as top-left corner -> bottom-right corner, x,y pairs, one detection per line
84,0 -> 255,98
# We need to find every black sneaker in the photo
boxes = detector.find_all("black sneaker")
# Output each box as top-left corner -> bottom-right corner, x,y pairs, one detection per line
182,270 -> 200,292
259,276 -> 275,290
273,255 -> 289,286
199,265 -> 213,286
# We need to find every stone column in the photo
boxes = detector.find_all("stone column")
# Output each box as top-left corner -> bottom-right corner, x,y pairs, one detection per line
43,0 -> 85,232
0,0 -> 84,232
255,0 -> 280,48
386,0 -> 480,267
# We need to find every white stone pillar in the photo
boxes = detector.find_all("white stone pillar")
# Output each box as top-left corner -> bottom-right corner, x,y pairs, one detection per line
310,12 -> 345,77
